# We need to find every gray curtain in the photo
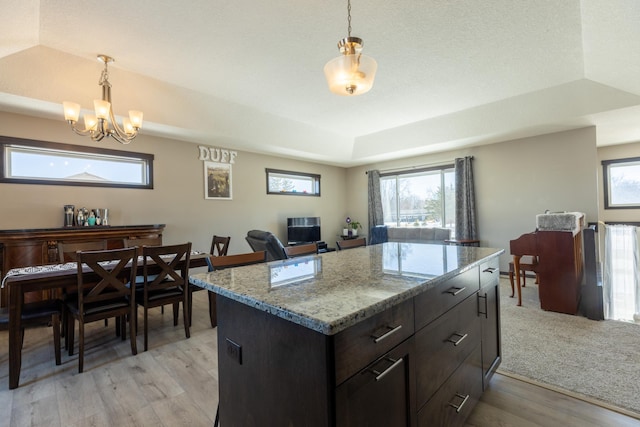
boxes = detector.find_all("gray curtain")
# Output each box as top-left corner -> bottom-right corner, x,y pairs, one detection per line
367,169 -> 383,229
454,157 -> 477,239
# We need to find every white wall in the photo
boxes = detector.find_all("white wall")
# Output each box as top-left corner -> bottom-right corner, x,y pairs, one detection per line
346,127 -> 600,271
0,112 -> 348,255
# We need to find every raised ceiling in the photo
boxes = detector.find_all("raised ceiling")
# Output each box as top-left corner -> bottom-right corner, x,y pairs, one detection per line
1,0 -> 640,166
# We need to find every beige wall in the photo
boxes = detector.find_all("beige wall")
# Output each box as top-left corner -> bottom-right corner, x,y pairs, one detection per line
0,112 -> 348,255
597,141 -> 640,222
346,127 -> 600,271
0,110 -> 613,273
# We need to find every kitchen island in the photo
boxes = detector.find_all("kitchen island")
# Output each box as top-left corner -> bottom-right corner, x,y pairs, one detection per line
189,242 -> 503,426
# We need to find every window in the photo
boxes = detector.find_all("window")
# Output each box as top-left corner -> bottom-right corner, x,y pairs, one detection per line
266,168 -> 320,196
380,165 -> 455,230
0,136 -> 153,189
602,157 -> 640,209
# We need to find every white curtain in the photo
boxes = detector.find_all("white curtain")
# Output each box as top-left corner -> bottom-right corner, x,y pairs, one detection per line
603,224 -> 640,322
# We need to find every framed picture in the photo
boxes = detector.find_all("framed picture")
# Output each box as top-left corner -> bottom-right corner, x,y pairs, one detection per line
204,162 -> 232,200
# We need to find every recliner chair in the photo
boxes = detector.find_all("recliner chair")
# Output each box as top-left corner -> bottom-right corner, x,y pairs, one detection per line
245,230 -> 287,261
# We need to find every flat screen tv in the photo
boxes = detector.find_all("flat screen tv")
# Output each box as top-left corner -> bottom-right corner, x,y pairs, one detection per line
287,217 -> 321,245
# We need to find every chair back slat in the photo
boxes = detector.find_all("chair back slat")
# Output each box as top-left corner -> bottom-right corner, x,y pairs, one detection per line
284,243 -> 318,258
336,237 -> 367,250
142,243 -> 191,291
207,251 -> 267,271
76,247 -> 138,308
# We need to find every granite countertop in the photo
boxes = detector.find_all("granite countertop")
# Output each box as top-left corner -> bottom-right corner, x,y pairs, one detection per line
189,242 -> 503,335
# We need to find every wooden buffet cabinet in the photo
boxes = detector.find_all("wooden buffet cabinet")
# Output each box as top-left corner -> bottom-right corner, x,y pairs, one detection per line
190,243 -> 502,426
0,224 -> 165,306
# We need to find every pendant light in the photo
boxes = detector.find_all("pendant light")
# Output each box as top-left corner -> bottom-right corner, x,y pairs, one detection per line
324,0 -> 377,96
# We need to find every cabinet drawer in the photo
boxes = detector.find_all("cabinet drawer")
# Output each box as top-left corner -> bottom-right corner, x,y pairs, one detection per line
334,299 -> 414,385
417,345 -> 482,427
336,338 -> 414,427
480,258 -> 499,289
414,267 -> 478,330
415,293 -> 480,406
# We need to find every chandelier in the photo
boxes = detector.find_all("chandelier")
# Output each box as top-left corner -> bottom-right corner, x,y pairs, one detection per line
323,0 -> 377,96
63,55 -> 143,144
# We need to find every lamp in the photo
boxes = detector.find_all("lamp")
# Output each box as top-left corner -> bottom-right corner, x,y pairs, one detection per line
63,55 -> 143,144
324,0 -> 377,96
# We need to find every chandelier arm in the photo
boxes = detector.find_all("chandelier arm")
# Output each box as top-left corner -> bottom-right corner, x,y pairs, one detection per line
68,122 -> 93,137
107,107 -> 137,144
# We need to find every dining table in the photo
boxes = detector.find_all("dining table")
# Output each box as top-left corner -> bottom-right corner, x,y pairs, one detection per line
1,251 -> 209,389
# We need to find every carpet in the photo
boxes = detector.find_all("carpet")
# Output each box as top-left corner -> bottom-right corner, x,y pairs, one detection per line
497,277 -> 640,417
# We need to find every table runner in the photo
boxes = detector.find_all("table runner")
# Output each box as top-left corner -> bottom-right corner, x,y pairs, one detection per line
1,251 -> 204,288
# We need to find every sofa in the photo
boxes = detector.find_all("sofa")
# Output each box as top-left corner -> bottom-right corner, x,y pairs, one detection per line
386,226 -> 451,244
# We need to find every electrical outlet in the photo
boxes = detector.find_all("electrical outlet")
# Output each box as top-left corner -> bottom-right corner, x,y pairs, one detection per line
226,338 -> 242,365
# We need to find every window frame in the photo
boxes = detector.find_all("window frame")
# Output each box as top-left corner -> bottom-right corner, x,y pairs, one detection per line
266,168 -> 321,196
0,135 -> 154,189
380,164 -> 455,229
602,156 -> 640,209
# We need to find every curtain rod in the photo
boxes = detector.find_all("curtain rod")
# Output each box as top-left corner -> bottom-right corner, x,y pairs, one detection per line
365,156 -> 472,174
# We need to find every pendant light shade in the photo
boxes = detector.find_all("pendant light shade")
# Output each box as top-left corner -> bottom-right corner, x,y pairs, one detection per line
324,1 -> 377,96
324,37 -> 377,96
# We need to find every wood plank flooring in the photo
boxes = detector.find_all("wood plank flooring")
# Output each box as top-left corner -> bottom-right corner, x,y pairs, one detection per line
0,291 -> 639,426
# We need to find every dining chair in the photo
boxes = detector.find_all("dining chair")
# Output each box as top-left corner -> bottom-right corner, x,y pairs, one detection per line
137,242 -> 192,351
188,235 -> 230,328
58,240 -> 110,341
58,240 -> 108,262
210,235 -> 231,257
65,247 -> 138,373
284,242 -> 318,258
201,250 -> 267,330
0,300 -> 63,366
336,237 -> 367,250
206,250 -> 267,271
123,237 -> 163,256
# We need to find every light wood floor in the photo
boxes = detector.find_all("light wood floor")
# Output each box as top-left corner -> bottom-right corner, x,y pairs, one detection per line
1,292 -> 639,427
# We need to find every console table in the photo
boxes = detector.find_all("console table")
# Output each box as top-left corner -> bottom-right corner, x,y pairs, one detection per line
190,243 -> 503,426
0,224 -> 165,306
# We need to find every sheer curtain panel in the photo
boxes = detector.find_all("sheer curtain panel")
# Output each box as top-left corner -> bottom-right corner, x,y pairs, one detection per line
603,224 -> 640,322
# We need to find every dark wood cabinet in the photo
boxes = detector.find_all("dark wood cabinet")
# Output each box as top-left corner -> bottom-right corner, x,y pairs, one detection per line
0,224 -> 165,306
417,346 -> 483,427
478,258 -> 501,388
213,257 -> 501,426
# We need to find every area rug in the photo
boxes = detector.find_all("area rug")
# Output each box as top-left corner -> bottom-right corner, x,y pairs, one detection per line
498,277 -> 640,417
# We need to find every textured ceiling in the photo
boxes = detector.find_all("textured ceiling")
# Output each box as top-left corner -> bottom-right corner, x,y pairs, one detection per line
1,0 -> 640,166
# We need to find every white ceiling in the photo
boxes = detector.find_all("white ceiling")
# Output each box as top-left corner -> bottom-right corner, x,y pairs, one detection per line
1,0 -> 640,166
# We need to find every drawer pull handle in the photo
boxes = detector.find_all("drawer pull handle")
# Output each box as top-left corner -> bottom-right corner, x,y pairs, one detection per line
372,325 -> 403,343
447,332 -> 468,346
446,286 -> 466,296
448,393 -> 470,413
371,357 -> 403,382
483,267 -> 497,274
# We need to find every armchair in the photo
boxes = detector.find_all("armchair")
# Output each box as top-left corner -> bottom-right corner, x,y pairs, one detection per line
245,230 -> 287,261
